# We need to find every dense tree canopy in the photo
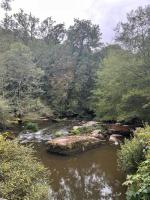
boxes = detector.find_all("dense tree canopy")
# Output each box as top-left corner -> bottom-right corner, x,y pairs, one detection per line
90,5 -> 150,122
0,42 -> 44,114
90,46 -> 150,121
0,0 -> 149,122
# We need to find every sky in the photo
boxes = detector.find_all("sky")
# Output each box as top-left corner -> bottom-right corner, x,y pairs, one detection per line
5,0 -> 150,43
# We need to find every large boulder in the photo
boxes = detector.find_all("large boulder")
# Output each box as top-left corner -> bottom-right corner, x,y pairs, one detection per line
46,135 -> 103,155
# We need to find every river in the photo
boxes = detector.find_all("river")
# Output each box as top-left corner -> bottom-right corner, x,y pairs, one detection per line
19,120 -> 127,200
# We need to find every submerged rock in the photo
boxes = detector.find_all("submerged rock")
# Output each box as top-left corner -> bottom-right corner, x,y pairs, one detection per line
47,135 -> 103,155
18,129 -> 52,143
109,134 -> 124,145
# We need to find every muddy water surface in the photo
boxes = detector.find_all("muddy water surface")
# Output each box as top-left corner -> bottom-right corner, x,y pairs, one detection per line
19,120 -> 126,200
34,142 -> 126,200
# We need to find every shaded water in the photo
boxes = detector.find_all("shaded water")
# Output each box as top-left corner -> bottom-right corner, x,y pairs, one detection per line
34,143 -> 126,200
19,120 -> 126,199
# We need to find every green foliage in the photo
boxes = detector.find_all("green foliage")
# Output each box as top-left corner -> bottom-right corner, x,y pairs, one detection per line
118,138 -> 145,173
115,5 -> 150,62
71,126 -> 95,135
68,18 -> 102,53
71,128 -> 81,135
24,122 -> 38,132
0,42 -> 44,115
124,154 -> 150,200
0,137 -> 51,200
0,4 -> 149,122
119,125 -> 150,200
0,98 -> 11,126
135,125 -> 150,146
90,6 -> 150,122
122,126 -> 150,200
90,45 -> 150,121
25,99 -> 53,117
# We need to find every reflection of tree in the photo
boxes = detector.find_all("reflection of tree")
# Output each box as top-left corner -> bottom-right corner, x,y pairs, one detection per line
51,163 -> 122,200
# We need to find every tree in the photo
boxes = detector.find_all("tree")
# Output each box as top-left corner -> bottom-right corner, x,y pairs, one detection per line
1,0 -> 13,11
40,17 -> 65,44
90,45 -> 150,121
65,49 -> 101,115
0,42 -> 44,114
67,19 -> 102,54
13,9 -> 39,43
0,0 -> 14,30
28,12 -> 39,40
115,5 -> 150,62
64,19 -> 102,115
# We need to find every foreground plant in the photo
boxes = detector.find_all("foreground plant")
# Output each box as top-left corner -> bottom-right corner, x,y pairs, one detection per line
0,136 -> 51,200
124,153 -> 150,200
118,125 -> 150,200
118,137 -> 145,174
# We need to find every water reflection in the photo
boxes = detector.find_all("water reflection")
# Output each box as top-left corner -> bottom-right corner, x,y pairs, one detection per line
34,143 -> 126,200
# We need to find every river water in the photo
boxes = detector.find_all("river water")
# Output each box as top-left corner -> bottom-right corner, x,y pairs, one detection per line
21,120 -> 127,200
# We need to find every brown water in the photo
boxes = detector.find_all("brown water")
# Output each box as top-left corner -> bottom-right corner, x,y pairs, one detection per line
34,142 -> 126,200
19,120 -> 126,200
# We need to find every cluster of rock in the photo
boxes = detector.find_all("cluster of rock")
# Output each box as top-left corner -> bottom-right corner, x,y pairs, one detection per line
47,121 -> 132,155
105,123 -> 131,145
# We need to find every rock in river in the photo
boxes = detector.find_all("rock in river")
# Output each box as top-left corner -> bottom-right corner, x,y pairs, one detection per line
91,130 -> 106,140
47,135 -> 103,155
109,134 -> 124,145
105,123 -> 131,136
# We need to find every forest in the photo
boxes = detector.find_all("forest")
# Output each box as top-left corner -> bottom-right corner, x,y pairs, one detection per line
0,0 -> 150,200
0,0 -> 149,125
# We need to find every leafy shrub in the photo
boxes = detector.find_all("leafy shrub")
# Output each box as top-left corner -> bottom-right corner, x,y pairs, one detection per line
25,122 -> 38,132
0,136 -> 51,200
118,138 -> 145,173
124,153 -> 150,200
119,126 -> 150,200
135,125 -> 150,147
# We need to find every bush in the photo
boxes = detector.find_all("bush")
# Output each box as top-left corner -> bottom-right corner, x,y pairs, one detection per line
118,138 -> 145,173
0,136 -> 51,200
119,126 -> 150,200
135,125 -> 150,147
25,122 -> 38,132
124,154 -> 150,200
